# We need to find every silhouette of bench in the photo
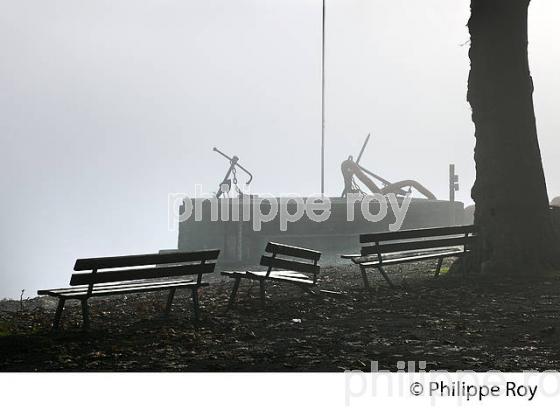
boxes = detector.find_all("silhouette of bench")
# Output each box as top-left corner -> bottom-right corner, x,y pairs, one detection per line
342,225 -> 477,288
38,249 -> 220,330
221,242 -> 321,308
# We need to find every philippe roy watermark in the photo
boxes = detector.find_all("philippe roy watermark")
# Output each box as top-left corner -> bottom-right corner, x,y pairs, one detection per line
345,360 -> 560,406
168,185 -> 413,232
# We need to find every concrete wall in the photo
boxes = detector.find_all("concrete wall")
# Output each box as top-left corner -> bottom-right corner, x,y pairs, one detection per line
177,197 -> 465,264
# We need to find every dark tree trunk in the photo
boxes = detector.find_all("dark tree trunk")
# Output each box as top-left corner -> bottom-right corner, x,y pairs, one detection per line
467,0 -> 559,275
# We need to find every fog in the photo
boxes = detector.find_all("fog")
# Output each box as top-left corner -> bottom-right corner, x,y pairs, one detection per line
1,0 -> 559,298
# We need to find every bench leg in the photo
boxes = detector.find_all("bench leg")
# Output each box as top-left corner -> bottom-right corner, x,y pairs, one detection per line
191,287 -> 200,321
52,298 -> 66,331
81,299 -> 90,330
359,265 -> 370,289
259,280 -> 266,308
435,257 -> 444,277
165,288 -> 176,316
227,278 -> 241,311
377,266 -> 395,289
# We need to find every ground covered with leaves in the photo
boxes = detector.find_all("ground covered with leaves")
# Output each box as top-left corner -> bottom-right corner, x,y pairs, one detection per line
1,262 -> 560,371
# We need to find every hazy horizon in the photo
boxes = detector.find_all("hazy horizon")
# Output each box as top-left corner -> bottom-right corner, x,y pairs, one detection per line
1,0 -> 559,298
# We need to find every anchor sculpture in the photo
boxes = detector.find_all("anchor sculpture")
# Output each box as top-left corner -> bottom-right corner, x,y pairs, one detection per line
213,147 -> 253,198
341,134 -> 436,200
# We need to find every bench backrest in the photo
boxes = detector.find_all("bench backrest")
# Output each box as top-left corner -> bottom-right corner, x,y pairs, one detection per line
360,225 -> 477,257
260,242 -> 321,284
70,250 -> 220,293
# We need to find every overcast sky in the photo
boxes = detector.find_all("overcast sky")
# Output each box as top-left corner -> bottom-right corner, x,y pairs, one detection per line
1,0 -> 559,298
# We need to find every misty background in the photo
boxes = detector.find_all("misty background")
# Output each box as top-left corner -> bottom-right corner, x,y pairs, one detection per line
1,0 -> 559,298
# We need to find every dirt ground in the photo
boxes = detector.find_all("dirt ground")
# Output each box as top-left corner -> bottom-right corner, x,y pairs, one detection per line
1,261 -> 560,371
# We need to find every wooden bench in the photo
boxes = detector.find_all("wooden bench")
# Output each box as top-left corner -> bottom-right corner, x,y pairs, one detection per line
221,242 -> 321,308
341,225 -> 477,288
37,249 -> 220,330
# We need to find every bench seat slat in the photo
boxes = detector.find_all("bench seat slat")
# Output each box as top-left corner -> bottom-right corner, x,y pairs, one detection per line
272,271 -> 310,280
221,270 -> 314,285
39,279 -> 208,299
360,249 -> 467,268
39,278 -> 204,295
353,247 -> 463,263
343,247 -> 463,261
38,278 -> 201,295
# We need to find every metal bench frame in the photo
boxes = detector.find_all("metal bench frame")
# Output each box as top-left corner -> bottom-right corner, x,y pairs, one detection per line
342,225 -> 477,288
38,249 -> 220,330
221,242 -> 321,308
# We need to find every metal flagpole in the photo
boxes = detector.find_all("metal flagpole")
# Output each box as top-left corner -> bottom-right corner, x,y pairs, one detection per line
321,0 -> 326,196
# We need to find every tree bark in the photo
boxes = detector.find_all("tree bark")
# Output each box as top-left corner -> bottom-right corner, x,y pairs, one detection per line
467,0 -> 558,275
